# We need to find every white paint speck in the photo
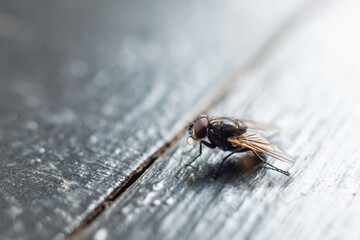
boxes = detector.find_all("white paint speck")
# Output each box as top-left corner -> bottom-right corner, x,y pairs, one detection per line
114,148 -> 121,155
11,206 -> 23,217
26,121 -> 38,130
165,197 -> 176,206
62,179 -> 78,190
153,199 -> 162,206
143,192 -> 157,205
38,147 -> 45,154
89,135 -> 98,144
30,158 -> 42,164
94,228 -> 108,240
153,181 -> 164,191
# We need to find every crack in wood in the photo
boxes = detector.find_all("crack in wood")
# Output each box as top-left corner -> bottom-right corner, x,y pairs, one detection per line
64,0 -> 321,239
65,129 -> 186,239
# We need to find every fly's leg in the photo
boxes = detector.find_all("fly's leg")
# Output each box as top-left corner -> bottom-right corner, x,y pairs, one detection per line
250,149 -> 290,176
183,140 -> 216,167
211,147 -> 249,181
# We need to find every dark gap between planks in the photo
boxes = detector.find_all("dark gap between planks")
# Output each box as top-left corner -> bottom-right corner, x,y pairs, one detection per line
64,1 -> 318,239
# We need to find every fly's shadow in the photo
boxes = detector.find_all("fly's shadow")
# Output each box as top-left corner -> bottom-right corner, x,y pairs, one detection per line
176,152 -> 267,189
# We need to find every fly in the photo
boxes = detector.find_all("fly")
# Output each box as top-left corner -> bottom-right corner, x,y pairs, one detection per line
186,114 -> 295,180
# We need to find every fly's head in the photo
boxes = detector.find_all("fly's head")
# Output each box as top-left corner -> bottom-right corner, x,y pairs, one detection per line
187,114 -> 209,146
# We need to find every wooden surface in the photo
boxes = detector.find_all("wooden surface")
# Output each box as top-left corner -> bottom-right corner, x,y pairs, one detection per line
0,0 -> 307,239
77,0 -> 360,239
2,0 -> 360,239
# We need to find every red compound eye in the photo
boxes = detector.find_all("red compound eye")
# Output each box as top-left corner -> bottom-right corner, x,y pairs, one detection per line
194,115 -> 208,139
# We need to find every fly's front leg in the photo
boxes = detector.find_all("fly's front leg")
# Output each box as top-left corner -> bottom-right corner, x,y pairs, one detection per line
184,140 -> 216,167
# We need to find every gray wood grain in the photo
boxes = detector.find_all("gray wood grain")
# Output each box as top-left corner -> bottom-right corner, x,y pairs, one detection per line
0,0 -> 306,239
77,0 -> 360,239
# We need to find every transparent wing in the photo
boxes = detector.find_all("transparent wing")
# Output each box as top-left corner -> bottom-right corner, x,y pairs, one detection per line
236,120 -> 280,135
228,130 -> 296,164
209,117 -> 280,134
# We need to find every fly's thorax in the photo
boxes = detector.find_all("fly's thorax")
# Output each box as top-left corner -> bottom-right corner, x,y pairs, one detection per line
207,121 -> 247,151
208,121 -> 246,137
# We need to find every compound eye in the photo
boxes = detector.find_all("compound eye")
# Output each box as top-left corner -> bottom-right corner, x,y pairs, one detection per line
194,117 -> 208,139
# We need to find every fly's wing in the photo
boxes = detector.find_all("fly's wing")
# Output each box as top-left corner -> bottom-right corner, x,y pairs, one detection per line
209,117 -> 279,135
236,120 -> 280,136
228,130 -> 296,164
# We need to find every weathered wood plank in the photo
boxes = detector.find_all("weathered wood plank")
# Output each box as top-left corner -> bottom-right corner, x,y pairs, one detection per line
77,0 -> 360,239
0,0 -> 306,239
